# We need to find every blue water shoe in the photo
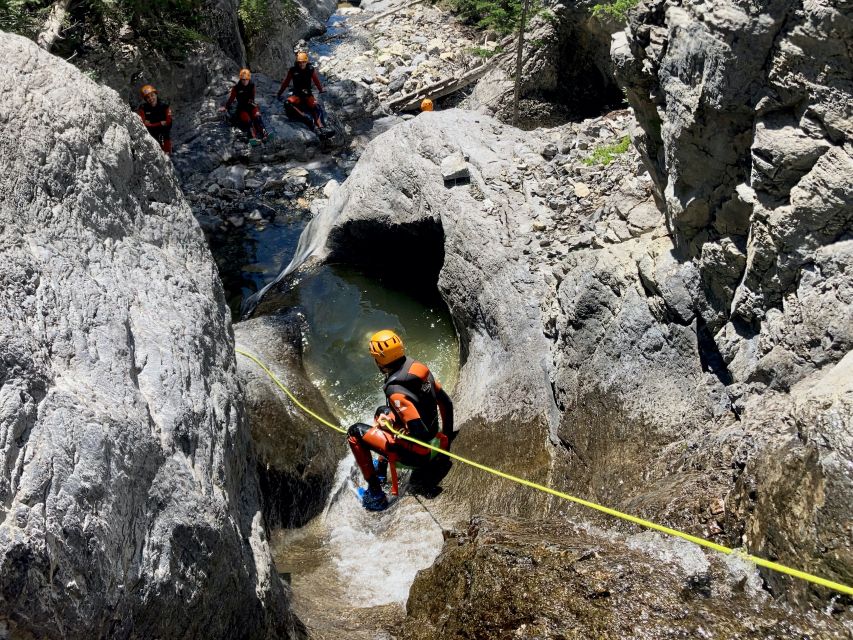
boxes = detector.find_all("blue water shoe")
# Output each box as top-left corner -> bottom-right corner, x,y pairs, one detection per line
359,486 -> 388,511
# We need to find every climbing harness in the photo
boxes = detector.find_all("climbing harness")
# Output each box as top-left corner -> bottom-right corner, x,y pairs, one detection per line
235,348 -> 853,597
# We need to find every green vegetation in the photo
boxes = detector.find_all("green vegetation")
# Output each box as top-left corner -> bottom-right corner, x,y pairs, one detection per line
591,0 -> 639,22
0,0 -> 49,38
0,0 -> 209,56
443,0 -> 542,35
239,0 -> 298,44
469,45 -> 502,58
583,135 -> 632,166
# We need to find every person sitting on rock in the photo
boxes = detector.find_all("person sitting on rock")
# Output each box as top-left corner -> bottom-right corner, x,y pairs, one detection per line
219,68 -> 270,143
137,85 -> 172,154
348,330 -> 454,511
277,52 -> 328,133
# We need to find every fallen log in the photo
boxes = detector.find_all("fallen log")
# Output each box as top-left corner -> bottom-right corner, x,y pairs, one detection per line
360,0 -> 425,26
387,51 -> 513,111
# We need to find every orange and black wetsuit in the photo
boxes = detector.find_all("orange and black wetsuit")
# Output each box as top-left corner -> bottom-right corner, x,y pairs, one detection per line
348,357 -> 454,491
137,100 -> 172,153
277,65 -> 325,127
225,81 -> 267,138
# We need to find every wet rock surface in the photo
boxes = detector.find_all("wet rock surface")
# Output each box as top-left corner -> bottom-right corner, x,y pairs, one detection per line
0,33 -> 301,639
402,515 -> 850,639
235,314 -> 344,528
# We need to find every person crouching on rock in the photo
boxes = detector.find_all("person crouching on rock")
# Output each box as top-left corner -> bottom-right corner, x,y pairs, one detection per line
219,68 -> 270,143
347,330 -> 454,511
277,51 -> 327,133
137,85 -> 172,154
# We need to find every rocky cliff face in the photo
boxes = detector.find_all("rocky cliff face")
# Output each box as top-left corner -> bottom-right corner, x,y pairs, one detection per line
402,515 -> 850,639
245,0 -> 338,78
0,33 -> 302,639
608,0 -> 853,604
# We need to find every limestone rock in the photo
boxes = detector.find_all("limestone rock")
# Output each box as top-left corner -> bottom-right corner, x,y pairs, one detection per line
246,0 -> 338,77
402,516 -> 850,639
0,33 -> 300,638
234,315 -> 343,528
440,152 -> 470,182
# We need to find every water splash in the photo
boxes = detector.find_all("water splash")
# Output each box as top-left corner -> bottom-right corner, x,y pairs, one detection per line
320,455 -> 446,606
240,200 -> 337,316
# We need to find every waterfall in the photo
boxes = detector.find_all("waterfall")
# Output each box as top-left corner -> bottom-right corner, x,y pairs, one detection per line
240,188 -> 345,317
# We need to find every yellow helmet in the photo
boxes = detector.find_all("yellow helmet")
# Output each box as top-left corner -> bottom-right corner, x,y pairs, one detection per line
420,98 -> 433,112
239,68 -> 251,80
140,84 -> 157,97
369,330 -> 405,366
296,52 -> 309,63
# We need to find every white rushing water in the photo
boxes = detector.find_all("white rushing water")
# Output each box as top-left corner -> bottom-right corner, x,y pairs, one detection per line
320,455 -> 446,606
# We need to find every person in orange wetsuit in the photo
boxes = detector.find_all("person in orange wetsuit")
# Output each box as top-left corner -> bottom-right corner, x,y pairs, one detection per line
277,51 -> 327,131
219,68 -> 270,142
137,85 -> 172,154
348,330 -> 454,511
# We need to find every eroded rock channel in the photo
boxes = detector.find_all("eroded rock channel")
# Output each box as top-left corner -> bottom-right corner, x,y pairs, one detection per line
1,0 -> 851,636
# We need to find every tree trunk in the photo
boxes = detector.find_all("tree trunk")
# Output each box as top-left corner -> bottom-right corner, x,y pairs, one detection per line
512,0 -> 532,126
36,0 -> 73,52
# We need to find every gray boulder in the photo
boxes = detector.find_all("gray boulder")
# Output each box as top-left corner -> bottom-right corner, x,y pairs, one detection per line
0,33 -> 300,639
402,515 -> 850,639
312,110 -> 562,517
234,315 -> 343,529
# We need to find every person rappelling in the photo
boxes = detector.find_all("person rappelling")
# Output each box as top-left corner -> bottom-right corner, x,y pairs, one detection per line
137,85 -> 172,154
277,52 -> 333,138
219,68 -> 271,145
348,330 -> 454,511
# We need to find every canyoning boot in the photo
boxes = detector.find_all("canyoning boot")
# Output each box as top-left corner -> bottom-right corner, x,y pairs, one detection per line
248,137 -> 261,147
358,486 -> 388,512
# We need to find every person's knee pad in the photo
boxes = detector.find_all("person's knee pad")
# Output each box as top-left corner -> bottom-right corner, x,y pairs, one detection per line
374,405 -> 393,420
286,95 -> 301,106
348,422 -> 371,439
306,96 -> 317,109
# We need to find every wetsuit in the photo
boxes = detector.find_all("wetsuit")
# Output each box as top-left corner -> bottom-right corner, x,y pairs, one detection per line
348,357 -> 454,490
277,64 -> 325,127
225,81 -> 267,138
137,100 -> 172,153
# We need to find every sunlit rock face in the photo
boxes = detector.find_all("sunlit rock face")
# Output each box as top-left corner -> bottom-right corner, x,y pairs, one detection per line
0,33 -> 302,639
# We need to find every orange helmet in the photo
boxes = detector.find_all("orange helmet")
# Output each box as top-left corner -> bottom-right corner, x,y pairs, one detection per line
420,98 -> 433,112
140,84 -> 157,97
296,52 -> 309,63
239,68 -> 251,80
369,330 -> 405,367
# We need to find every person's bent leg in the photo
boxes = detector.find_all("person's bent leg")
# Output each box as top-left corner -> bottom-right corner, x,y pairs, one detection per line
160,124 -> 173,154
250,106 -> 267,138
348,423 -> 394,490
238,109 -> 252,132
306,96 -> 321,127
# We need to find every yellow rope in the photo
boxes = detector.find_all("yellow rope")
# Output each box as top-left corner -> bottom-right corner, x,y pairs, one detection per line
236,348 -> 347,434
235,348 -> 853,597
